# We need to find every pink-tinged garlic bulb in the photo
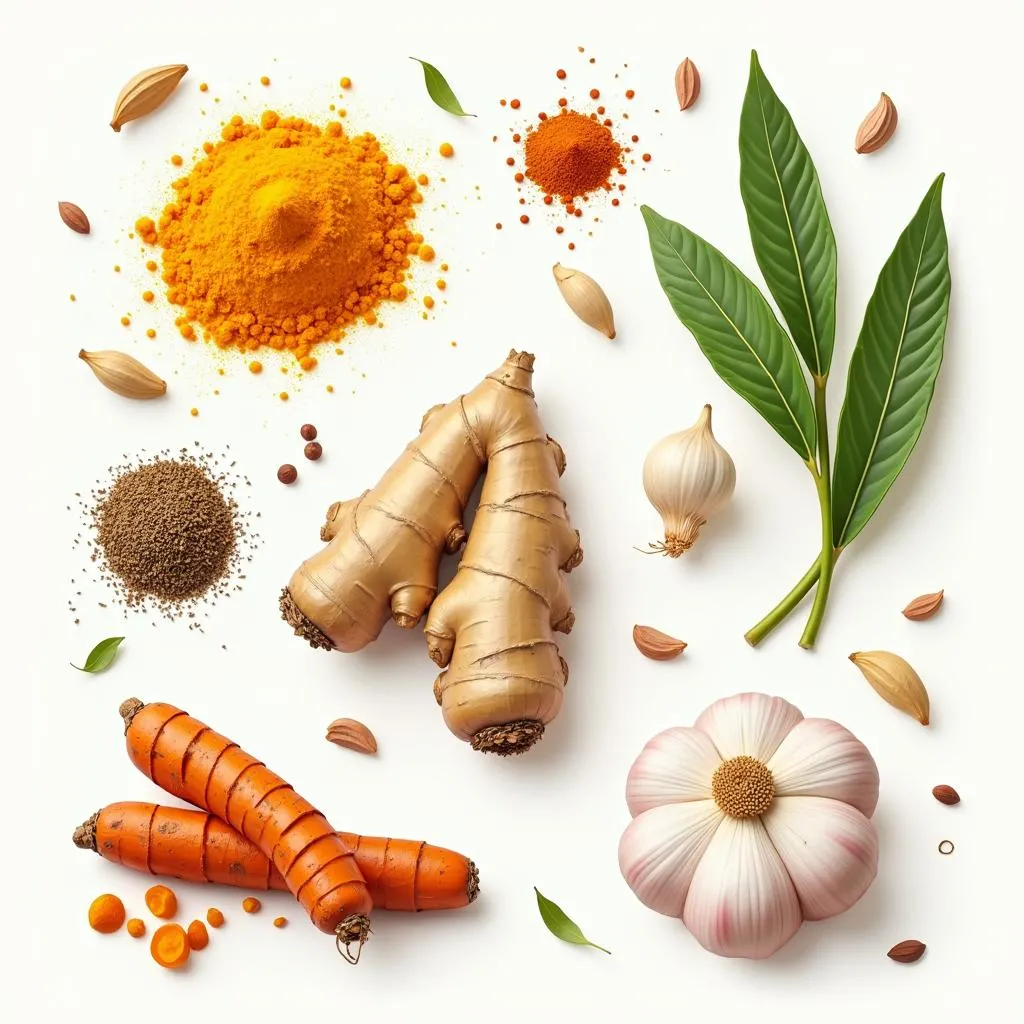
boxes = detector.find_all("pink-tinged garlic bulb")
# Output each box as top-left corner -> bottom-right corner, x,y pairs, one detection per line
618,693 -> 879,959
642,405 -> 735,556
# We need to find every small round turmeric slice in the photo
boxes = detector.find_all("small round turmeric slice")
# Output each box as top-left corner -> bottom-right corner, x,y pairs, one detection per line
242,896 -> 262,914
145,884 -> 178,919
206,907 -> 225,928
151,923 -> 190,969
126,918 -> 146,939
187,920 -> 209,950
88,894 -> 125,934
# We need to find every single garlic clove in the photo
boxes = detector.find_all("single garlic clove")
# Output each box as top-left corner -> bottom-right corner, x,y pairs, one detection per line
849,650 -> 930,725
79,349 -> 167,399
766,717 -> 879,817
632,624 -> 687,661
552,263 -> 616,339
618,801 -> 722,916
761,796 -> 878,921
642,404 -> 735,556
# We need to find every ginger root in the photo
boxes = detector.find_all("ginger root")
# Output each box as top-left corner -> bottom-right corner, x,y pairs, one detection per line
280,349 -> 581,755
281,351 -> 534,652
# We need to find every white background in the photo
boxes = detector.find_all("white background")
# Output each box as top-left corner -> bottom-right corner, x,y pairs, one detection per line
4,0 -> 1022,1019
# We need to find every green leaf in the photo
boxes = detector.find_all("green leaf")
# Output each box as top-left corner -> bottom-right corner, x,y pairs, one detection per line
739,50 -> 837,379
410,58 -> 475,117
831,175 -> 950,549
71,636 -> 125,673
642,204 -> 817,462
534,887 -> 610,954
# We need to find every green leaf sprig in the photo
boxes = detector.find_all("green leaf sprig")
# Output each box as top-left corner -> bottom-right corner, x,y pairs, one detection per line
643,50 -> 950,648
534,887 -> 610,954
410,59 -> 475,117
72,637 -> 125,673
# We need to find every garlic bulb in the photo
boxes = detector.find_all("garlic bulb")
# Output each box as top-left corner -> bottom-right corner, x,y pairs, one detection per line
618,693 -> 880,959
642,404 -> 735,556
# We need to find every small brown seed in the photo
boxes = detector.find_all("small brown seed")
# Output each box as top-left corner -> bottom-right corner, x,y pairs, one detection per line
277,464 -> 298,485
887,939 -> 926,963
304,441 -> 323,461
902,589 -> 944,621
326,717 -> 377,754
633,625 -> 687,661
300,423 -> 318,441
59,201 -> 91,234
932,784 -> 960,805
675,58 -> 701,111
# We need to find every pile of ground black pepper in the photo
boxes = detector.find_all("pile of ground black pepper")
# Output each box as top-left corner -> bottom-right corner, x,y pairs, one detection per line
70,444 -> 260,629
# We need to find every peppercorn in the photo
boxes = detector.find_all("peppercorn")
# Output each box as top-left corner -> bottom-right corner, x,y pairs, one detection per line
277,464 -> 298,485
304,442 -> 323,461
300,423 -> 318,441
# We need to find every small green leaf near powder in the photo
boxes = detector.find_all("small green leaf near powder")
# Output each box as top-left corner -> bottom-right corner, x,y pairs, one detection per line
72,637 -> 125,673
410,58 -> 475,117
534,887 -> 610,954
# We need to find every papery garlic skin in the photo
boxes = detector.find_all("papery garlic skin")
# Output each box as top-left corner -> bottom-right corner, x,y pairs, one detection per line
642,405 -> 735,556
618,692 -> 879,959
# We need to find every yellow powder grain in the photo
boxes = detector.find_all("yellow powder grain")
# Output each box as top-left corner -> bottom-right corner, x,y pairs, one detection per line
137,113 -> 427,363
439,142 -> 454,158
340,76 -> 352,89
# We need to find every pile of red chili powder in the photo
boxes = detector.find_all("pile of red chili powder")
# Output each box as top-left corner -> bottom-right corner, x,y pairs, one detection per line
499,51 -> 647,234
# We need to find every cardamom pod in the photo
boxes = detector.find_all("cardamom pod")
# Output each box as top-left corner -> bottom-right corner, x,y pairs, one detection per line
110,64 -> 189,132
902,589 -> 944,621
552,263 -> 616,339
58,201 -> 90,235
79,349 -> 167,399
855,93 -> 898,154
849,650 -> 930,725
675,58 -> 701,111
632,625 -> 687,661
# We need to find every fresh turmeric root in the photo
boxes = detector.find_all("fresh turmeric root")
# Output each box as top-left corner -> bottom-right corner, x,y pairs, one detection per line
281,350 -> 582,754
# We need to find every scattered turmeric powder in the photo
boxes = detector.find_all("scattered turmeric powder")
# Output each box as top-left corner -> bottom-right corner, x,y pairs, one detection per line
273,916 -> 288,928
146,328 -> 157,338
145,884 -> 177,919
170,154 -> 183,167
146,260 -> 158,272
151,923 -> 190,969
206,907 -> 225,928
248,360 -> 262,374
424,296 -> 435,310
137,112 -> 431,364
260,75 -> 271,86
126,918 -> 146,938
242,896 -> 262,913
142,290 -> 154,302
439,142 -> 454,158
199,82 -> 209,92
340,76 -> 352,89
88,894 -> 125,934
187,919 -> 209,950
120,316 -> 131,327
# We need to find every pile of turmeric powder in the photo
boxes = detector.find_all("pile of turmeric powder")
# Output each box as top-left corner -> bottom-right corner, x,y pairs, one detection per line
136,112 -> 432,367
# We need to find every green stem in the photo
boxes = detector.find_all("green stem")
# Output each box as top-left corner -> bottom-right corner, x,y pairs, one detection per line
798,379 -> 835,649
744,556 -> 821,647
